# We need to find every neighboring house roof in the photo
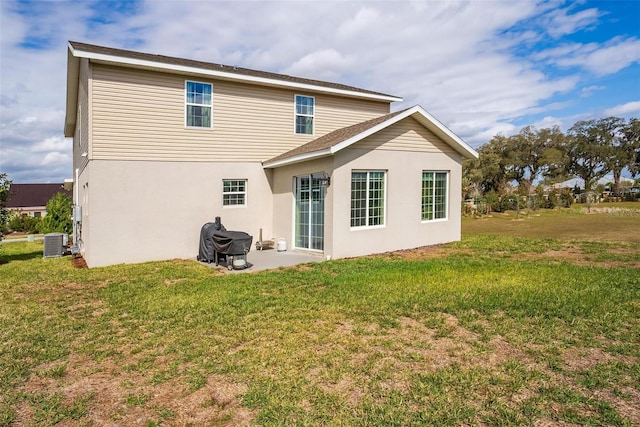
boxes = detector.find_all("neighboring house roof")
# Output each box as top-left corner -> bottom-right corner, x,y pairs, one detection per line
65,41 -> 402,136
263,105 -> 479,168
555,174 -> 635,190
5,183 -> 71,209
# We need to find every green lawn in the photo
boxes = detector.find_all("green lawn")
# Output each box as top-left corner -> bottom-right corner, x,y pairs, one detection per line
462,202 -> 640,243
1,209 -> 639,426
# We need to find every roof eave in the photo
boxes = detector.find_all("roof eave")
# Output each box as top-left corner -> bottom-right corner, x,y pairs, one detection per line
409,106 -> 479,159
68,44 -> 403,103
263,148 -> 333,168
64,43 -> 80,137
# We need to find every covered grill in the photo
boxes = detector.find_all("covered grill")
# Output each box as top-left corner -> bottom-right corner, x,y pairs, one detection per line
197,217 -> 253,270
212,230 -> 253,269
197,217 -> 226,263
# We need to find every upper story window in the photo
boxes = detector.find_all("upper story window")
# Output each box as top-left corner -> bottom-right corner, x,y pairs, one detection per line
295,95 -> 314,134
422,171 -> 448,221
185,81 -> 212,128
223,179 -> 247,206
351,170 -> 386,228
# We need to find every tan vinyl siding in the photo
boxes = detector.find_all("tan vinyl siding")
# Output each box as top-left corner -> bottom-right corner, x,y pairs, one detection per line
349,117 -> 456,154
90,64 -> 389,162
74,58 -> 90,172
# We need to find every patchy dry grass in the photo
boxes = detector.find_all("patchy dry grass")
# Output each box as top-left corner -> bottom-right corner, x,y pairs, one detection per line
463,202 -> 640,243
1,208 -> 639,426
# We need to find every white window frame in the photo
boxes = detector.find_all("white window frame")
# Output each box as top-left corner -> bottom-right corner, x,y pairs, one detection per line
294,94 -> 315,135
185,80 -> 213,129
222,179 -> 247,207
421,171 -> 449,222
350,170 -> 387,229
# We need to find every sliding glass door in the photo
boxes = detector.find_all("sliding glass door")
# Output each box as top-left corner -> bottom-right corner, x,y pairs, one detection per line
294,175 -> 324,251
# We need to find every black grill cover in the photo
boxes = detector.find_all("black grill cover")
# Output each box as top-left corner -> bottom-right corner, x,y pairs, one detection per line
197,219 -> 226,263
212,231 -> 253,255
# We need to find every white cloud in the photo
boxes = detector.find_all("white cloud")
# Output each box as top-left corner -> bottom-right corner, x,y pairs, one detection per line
336,7 -> 380,39
458,122 -> 519,147
535,37 -> 640,76
545,6 -> 602,38
604,101 -> 640,116
557,37 -> 640,75
32,136 -> 68,153
532,42 -> 592,61
531,116 -> 564,129
283,49 -> 355,81
579,37 -> 640,75
580,85 -> 605,98
40,151 -> 70,166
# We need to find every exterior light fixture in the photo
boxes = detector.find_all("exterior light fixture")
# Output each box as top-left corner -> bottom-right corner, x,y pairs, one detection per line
319,172 -> 330,187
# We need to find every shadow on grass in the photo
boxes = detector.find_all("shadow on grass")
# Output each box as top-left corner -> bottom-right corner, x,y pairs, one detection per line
0,249 -> 44,263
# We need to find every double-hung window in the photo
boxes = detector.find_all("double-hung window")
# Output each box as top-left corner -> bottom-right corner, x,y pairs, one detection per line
295,95 -> 314,134
351,171 -> 386,227
222,179 -> 247,206
422,171 -> 448,221
185,81 -> 212,128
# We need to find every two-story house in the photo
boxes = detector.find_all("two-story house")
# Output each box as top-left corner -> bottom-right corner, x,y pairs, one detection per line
64,41 -> 478,268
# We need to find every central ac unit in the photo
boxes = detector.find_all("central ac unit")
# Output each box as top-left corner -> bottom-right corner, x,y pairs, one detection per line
43,233 -> 65,258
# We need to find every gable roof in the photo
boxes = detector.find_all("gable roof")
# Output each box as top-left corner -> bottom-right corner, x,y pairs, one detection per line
6,184 -> 71,209
65,41 -> 402,136
263,105 -> 479,168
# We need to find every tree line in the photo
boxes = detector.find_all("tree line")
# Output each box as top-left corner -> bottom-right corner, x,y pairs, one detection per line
463,117 -> 640,206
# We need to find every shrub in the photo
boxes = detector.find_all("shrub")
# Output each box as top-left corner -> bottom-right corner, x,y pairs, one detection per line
546,190 -> 558,209
484,191 -> 499,212
8,212 -> 41,233
38,193 -> 73,234
559,188 -> 574,207
531,187 -> 545,211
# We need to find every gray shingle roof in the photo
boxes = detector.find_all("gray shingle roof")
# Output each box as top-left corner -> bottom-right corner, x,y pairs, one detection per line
6,184 -> 71,209
265,108 -> 410,165
68,41 -> 400,100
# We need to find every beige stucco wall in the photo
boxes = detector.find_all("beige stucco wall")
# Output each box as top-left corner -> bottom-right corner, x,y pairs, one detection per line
80,160 -> 273,267
330,148 -> 462,259
76,164 -> 91,259
269,117 -> 464,260
328,116 -> 463,258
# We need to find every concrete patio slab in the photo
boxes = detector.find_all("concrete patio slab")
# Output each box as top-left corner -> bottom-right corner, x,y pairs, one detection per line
199,248 -> 325,273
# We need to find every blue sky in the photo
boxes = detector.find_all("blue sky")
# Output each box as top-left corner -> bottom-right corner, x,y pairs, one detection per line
1,0 -> 639,183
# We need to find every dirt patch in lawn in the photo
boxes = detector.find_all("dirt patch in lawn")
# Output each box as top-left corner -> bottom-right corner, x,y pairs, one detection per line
563,347 -> 638,371
71,255 -> 88,268
379,244 -> 474,261
16,354 -> 254,426
535,244 -> 640,268
581,207 -> 640,216
594,388 -> 640,426
13,309 -> 639,425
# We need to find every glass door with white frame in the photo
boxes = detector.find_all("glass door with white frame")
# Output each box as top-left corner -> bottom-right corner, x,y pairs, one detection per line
294,175 -> 324,251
